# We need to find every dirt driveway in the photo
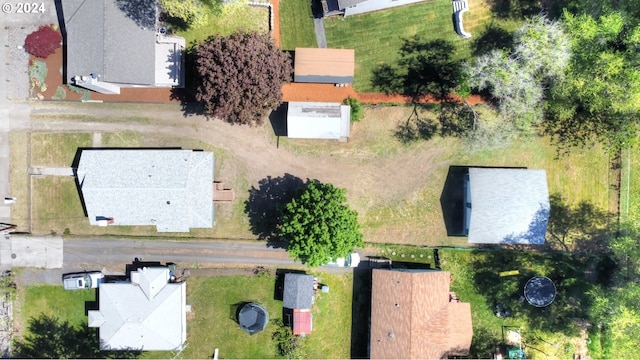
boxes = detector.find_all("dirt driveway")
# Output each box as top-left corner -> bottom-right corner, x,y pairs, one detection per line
26,101 -> 452,244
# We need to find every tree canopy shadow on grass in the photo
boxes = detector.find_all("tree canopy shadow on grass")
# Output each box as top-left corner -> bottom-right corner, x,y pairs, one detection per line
468,249 -> 601,335
13,314 -> 141,359
472,23 -> 514,56
487,0 -> 543,19
547,193 -> 615,252
244,174 -> 310,248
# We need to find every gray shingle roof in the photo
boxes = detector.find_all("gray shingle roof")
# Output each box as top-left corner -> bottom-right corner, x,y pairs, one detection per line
88,267 -> 187,351
62,0 -> 158,84
76,149 -> 214,232
337,0 -> 367,9
283,274 -> 314,309
467,168 -> 549,244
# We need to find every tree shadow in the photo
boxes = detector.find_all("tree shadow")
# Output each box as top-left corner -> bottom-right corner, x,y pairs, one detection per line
114,0 -> 157,29
438,101 -> 476,137
469,249 -> 598,335
469,327 -> 501,359
547,193 -> 615,252
472,23 -> 514,56
245,174 -> 310,248
393,104 -> 439,144
487,0 -> 543,19
13,314 -> 141,358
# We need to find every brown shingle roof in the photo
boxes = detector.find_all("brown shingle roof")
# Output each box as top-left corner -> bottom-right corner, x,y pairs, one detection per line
370,270 -> 473,359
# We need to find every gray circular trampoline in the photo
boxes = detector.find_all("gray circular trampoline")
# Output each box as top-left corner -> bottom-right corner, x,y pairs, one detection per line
524,276 -> 556,307
238,302 -> 269,335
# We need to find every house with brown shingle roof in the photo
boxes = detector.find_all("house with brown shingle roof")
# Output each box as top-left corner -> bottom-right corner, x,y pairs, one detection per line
370,269 -> 473,359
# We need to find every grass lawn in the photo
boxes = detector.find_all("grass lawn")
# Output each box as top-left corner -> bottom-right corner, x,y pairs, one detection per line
15,272 -> 353,359
323,0 -> 517,92
620,146 -> 639,223
14,285 -> 96,336
9,132 -> 30,232
30,133 -> 92,167
177,2 -> 270,46
279,0 -> 318,50
440,248 -> 598,359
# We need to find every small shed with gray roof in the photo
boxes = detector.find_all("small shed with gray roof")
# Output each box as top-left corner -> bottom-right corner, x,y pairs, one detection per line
287,102 -> 351,140
75,149 -> 214,233
283,273 -> 314,310
59,0 -> 185,94
464,168 -> 550,245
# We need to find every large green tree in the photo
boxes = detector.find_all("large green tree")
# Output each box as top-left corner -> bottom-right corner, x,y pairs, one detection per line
195,32 -> 292,125
543,11 -> 640,151
279,180 -> 363,267
466,15 -> 570,132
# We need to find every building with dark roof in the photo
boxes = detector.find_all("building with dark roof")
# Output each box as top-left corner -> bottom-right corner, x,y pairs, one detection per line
464,168 -> 549,244
370,269 -> 473,359
59,0 -> 185,94
283,273 -> 314,336
75,149 -> 214,233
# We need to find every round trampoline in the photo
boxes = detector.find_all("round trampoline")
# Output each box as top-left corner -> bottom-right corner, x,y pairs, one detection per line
524,276 -> 556,307
238,302 -> 269,335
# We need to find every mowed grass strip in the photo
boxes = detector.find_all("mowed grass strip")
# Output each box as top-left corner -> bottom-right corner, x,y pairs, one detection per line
279,0 -> 317,50
9,132 -> 30,232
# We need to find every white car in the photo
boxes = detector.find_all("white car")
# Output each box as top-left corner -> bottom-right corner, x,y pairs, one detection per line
62,271 -> 104,290
325,253 -> 361,268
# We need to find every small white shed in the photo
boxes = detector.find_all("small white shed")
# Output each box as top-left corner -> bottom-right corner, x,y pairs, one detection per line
287,102 -> 351,141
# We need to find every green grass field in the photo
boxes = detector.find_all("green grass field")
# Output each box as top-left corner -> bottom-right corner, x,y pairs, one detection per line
15,272 -> 353,359
620,146 -> 638,223
279,0 -> 318,50
323,0 -> 508,92
177,2 -> 270,46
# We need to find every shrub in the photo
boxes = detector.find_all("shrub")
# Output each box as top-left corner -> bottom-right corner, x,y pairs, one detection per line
24,25 -> 62,59
343,97 -> 363,122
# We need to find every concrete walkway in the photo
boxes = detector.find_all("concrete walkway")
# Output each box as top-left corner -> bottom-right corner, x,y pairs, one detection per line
314,18 -> 328,48
28,167 -> 74,176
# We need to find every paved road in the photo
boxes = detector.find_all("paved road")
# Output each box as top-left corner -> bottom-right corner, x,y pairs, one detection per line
17,237 -> 307,285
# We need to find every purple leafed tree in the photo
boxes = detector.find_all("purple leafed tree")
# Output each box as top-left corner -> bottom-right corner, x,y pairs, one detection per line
195,32 -> 292,125
24,25 -> 62,59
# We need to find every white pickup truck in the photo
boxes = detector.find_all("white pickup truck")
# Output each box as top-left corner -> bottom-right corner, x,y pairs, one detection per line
62,271 -> 104,290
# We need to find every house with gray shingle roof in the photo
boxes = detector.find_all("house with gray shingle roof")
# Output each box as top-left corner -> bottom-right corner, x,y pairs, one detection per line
75,149 -> 213,233
58,0 -> 185,94
370,269 -> 473,359
464,168 -> 550,245
88,265 -> 187,350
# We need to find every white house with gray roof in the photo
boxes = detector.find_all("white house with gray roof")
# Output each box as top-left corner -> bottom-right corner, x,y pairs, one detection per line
75,149 -> 213,233
88,266 -> 187,351
464,168 -> 550,245
59,0 -> 185,94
